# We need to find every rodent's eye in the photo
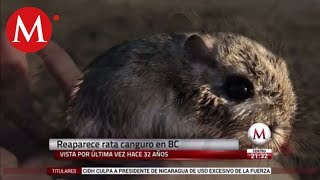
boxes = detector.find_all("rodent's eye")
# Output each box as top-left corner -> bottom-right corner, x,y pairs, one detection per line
224,74 -> 254,101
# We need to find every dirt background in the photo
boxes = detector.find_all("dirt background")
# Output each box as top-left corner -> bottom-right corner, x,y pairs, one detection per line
1,0 -> 320,180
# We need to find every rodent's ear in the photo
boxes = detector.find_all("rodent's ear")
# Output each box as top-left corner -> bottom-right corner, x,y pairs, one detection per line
183,34 -> 211,63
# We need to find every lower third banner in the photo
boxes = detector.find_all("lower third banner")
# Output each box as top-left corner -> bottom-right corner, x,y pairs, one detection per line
47,167 -> 272,175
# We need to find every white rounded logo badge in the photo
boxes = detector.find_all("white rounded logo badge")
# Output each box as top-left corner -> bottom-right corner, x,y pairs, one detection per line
248,123 -> 271,146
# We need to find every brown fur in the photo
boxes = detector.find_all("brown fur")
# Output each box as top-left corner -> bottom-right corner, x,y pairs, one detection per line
67,32 -> 296,154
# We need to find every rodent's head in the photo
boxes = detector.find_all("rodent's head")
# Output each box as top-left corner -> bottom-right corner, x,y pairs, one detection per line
68,33 -> 297,153
181,33 -> 297,152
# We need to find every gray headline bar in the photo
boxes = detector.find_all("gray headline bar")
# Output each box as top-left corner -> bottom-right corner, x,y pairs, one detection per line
49,139 -> 239,150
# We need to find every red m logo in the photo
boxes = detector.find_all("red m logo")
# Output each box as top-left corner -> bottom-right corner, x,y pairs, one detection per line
6,7 -> 52,52
12,15 -> 47,43
248,123 -> 271,146
253,128 -> 266,139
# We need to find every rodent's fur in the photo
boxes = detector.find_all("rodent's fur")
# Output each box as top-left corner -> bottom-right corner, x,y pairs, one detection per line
67,33 -> 296,152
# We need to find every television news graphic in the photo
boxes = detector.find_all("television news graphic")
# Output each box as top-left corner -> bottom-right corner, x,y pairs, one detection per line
248,123 -> 271,146
47,167 -> 272,175
246,123 -> 273,159
6,6 -> 53,52
246,149 -> 272,159
49,139 -> 272,160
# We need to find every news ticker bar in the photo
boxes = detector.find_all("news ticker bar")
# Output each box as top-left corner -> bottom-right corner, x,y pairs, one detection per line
3,167 -> 318,175
47,167 -> 272,175
54,149 -> 273,160
49,139 -> 239,150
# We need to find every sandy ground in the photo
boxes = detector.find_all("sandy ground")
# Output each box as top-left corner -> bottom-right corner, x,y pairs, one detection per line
1,0 -> 320,180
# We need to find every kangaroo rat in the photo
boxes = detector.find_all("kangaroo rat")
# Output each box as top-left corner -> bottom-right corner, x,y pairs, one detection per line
67,33 -> 297,152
